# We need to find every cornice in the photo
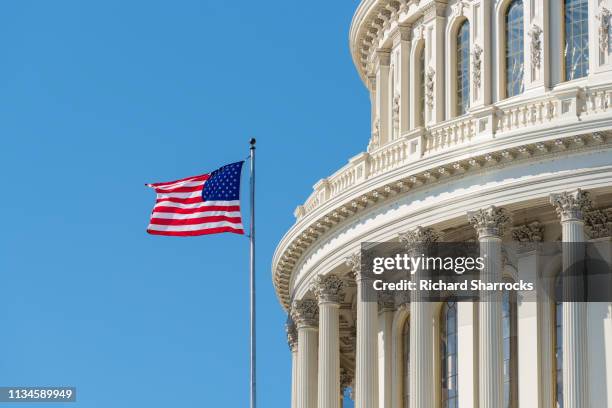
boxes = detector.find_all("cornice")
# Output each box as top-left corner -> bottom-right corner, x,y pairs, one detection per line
272,133 -> 612,310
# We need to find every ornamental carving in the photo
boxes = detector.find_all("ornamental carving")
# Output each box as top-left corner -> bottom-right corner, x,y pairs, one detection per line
599,8 -> 611,53
399,226 -> 440,250
312,275 -> 345,303
472,44 -> 483,90
290,298 -> 319,328
550,189 -> 593,222
468,206 -> 512,238
453,0 -> 469,17
285,319 -> 298,351
585,208 -> 612,238
426,67 -> 435,109
368,118 -> 380,152
392,93 -> 400,137
345,252 -> 361,277
528,24 -> 543,70
511,221 -> 544,242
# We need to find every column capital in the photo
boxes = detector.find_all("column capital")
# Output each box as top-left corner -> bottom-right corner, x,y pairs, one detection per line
291,298 -> 319,329
312,275 -> 345,304
399,226 -> 440,251
468,206 -> 512,238
286,319 -> 298,352
398,23 -> 413,41
376,48 -> 391,66
550,189 -> 593,222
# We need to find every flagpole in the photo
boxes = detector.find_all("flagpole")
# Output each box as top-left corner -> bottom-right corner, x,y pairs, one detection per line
249,138 -> 256,408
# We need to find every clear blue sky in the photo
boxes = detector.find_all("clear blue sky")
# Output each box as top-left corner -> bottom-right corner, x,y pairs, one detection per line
0,1 -> 368,407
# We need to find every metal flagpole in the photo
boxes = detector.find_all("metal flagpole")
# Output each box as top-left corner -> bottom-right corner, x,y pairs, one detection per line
249,138 -> 256,408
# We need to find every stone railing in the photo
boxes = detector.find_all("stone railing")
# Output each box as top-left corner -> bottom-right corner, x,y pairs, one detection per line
295,83 -> 612,220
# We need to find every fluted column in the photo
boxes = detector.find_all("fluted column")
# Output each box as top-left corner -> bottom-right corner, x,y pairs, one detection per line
550,189 -> 592,408
313,275 -> 344,408
468,206 -> 512,408
291,299 -> 320,408
346,253 -> 379,408
377,292 -> 395,408
287,320 -> 299,408
399,226 -> 440,408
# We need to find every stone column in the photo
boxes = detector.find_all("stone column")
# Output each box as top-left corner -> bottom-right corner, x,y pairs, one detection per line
512,222 -> 547,408
376,49 -> 391,146
423,1 -> 446,124
286,320 -> 299,408
346,253 -> 379,408
397,24 -> 412,134
550,189 -> 592,408
377,292 -> 395,408
291,299 -> 319,408
313,275 -> 344,408
399,226 -> 440,408
468,206 -> 512,408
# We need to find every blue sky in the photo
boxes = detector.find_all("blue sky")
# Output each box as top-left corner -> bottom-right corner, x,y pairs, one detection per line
0,1 -> 368,407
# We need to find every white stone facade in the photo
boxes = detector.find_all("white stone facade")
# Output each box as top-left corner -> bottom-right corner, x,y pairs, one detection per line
274,0 -> 612,407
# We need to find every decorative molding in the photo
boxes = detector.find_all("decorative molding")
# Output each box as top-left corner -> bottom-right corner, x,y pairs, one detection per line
585,207 -> 612,238
511,221 -> 544,242
273,133 -> 611,310
392,93 -> 400,136
472,44 -> 483,90
426,67 -> 435,109
368,118 -> 380,152
528,24 -> 543,70
345,252 -> 361,279
549,189 -> 593,222
312,275 -> 345,304
377,49 -> 391,66
599,7 -> 611,53
467,206 -> 512,238
453,0 -> 469,17
285,319 -> 298,351
290,298 -> 319,328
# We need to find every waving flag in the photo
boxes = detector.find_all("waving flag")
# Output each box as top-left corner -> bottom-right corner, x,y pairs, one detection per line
146,161 -> 245,236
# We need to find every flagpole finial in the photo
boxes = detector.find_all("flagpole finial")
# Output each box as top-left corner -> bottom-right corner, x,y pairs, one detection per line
250,138 -> 256,147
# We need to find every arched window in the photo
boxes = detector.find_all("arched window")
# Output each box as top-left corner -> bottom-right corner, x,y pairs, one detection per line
555,300 -> 563,408
457,20 -> 470,116
564,0 -> 589,80
505,0 -> 524,98
419,47 -> 426,126
403,318 -> 410,408
441,301 -> 458,408
502,285 -> 518,408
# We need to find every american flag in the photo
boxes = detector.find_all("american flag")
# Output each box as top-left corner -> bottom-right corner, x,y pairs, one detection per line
146,161 -> 245,236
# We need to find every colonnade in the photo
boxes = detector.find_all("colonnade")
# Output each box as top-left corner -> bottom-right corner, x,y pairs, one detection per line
288,189 -> 595,408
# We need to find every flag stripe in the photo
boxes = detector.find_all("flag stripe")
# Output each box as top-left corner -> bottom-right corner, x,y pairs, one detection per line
150,215 -> 242,226
148,174 -> 209,188
152,205 -> 241,214
147,220 -> 242,232
151,210 -> 242,219
147,226 -> 244,236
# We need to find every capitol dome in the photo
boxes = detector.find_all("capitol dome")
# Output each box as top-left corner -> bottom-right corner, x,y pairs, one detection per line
273,1 -> 612,407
